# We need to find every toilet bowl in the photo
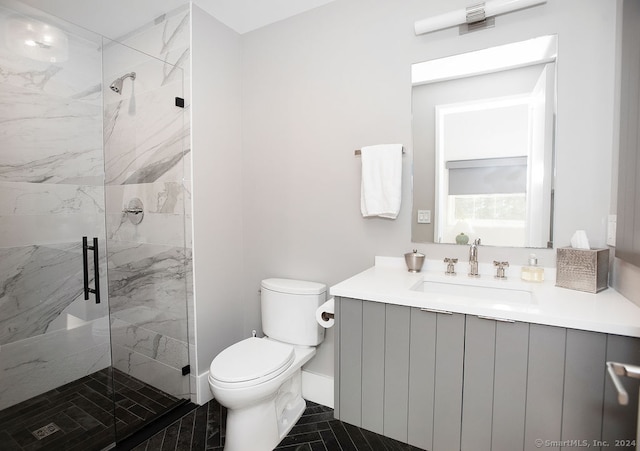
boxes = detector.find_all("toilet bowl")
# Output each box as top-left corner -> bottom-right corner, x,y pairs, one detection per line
208,278 -> 326,451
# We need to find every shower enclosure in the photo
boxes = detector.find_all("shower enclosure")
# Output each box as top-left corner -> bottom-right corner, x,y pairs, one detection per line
0,1 -> 191,449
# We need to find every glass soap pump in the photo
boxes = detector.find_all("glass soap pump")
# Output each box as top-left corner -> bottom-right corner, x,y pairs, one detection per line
521,254 -> 544,282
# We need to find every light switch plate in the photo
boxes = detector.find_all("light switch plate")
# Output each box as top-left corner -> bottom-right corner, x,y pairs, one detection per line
417,210 -> 431,224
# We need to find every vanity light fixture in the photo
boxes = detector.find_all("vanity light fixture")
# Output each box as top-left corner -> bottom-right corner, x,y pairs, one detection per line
414,0 -> 547,35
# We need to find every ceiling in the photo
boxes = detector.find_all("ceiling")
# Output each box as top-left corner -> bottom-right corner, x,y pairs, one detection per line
16,0 -> 339,39
193,0 -> 338,34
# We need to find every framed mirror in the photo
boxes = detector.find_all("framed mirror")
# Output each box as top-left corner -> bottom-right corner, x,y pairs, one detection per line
411,35 -> 557,248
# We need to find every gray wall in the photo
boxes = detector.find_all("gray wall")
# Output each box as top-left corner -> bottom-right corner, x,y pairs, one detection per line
241,0 -> 618,377
191,5 -> 245,381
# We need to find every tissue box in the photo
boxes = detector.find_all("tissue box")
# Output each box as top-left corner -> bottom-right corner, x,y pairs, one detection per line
556,247 -> 609,293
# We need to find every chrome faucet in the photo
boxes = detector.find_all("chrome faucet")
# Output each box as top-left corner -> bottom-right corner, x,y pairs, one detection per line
469,238 -> 481,277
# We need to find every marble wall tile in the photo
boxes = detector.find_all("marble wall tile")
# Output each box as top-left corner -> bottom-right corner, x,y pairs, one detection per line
0,182 -> 104,216
110,317 -> 188,369
0,243 -> 107,345
106,242 -> 188,338
112,343 -> 190,399
0,213 -> 106,248
0,182 -> 106,247
106,181 -> 185,216
0,317 -> 111,410
0,82 -> 103,184
0,6 -> 102,102
113,7 -> 190,70
103,78 -> 187,186
105,213 -> 185,248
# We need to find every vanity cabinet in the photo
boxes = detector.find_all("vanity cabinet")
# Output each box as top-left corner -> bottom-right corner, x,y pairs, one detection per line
334,297 -> 640,451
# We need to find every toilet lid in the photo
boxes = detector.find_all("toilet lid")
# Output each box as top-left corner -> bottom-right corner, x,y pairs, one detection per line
210,337 -> 295,384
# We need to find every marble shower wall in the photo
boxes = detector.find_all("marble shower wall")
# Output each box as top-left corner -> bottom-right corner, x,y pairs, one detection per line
103,7 -> 192,400
0,6 -> 110,410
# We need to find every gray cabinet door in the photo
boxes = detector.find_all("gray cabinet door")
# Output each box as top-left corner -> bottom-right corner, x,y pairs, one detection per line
461,316 -> 530,451
492,320 -> 530,451
524,324 -> 566,451
383,304 -> 411,442
461,315 -> 496,451
432,311 -> 465,451
602,334 -> 640,449
408,308 -> 437,450
338,297 -> 363,426
561,329 -> 607,450
361,301 -> 385,434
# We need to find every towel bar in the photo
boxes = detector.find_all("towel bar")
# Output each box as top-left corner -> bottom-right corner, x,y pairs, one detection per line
355,147 -> 405,156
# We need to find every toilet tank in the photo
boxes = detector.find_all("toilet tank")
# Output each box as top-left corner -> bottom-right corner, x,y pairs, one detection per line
261,278 -> 326,346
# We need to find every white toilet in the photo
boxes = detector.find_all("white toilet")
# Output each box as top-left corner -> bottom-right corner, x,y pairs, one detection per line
208,278 -> 326,451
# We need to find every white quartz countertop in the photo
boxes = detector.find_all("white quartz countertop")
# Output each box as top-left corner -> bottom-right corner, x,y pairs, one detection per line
330,257 -> 640,338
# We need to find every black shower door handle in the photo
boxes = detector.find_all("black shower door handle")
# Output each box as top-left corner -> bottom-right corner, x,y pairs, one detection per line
82,236 -> 101,304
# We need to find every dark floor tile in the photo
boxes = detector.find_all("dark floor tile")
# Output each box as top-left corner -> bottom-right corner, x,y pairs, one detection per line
145,428 -> 166,451
309,441 -> 328,451
0,397 -> 49,425
64,404 -> 104,431
295,410 -> 336,426
205,400 -> 222,448
328,420 -> 358,451
119,387 -> 166,414
0,430 -> 23,451
303,404 -> 334,415
77,384 -> 117,412
127,403 -> 156,421
72,394 -> 115,427
343,423 -> 373,451
176,410 -> 195,449
288,420 -> 331,436
318,429 -> 341,451
112,369 -> 146,391
130,442 -> 148,451
275,444 -> 312,451
117,396 -> 138,409
116,405 -> 146,425
360,428 -> 391,451
191,403 -> 208,450
160,421 -> 180,451
67,425 -> 118,451
137,385 -> 178,407
277,431 -> 323,447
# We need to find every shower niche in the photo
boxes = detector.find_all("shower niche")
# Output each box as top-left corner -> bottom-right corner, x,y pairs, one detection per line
0,1 -> 191,448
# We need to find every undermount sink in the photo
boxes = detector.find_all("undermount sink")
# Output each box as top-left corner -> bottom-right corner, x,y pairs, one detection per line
412,279 -> 533,304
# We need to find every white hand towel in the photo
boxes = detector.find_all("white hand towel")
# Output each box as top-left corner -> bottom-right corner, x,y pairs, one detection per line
360,144 -> 402,219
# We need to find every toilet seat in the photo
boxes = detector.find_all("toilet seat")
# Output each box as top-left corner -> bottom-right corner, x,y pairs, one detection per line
209,337 -> 295,389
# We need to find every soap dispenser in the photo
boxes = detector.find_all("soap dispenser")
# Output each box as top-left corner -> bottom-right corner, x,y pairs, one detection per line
521,254 -> 544,282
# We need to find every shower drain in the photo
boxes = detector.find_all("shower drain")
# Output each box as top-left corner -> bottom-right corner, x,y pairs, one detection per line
32,422 -> 61,440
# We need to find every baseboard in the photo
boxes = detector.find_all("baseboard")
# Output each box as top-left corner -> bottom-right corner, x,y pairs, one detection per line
195,370 -> 214,405
302,370 -> 334,408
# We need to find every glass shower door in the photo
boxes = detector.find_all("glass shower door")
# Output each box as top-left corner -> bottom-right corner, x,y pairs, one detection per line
0,3 -> 116,449
102,38 -> 191,441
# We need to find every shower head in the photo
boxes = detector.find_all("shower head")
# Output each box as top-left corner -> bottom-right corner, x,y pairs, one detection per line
109,72 -> 136,94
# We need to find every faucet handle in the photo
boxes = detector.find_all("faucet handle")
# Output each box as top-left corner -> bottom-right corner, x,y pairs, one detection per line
474,238 -> 481,246
444,258 -> 458,275
493,261 -> 509,279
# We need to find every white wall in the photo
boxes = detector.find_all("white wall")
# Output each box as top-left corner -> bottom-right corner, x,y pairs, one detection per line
241,0 -> 618,378
190,5 -> 244,388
